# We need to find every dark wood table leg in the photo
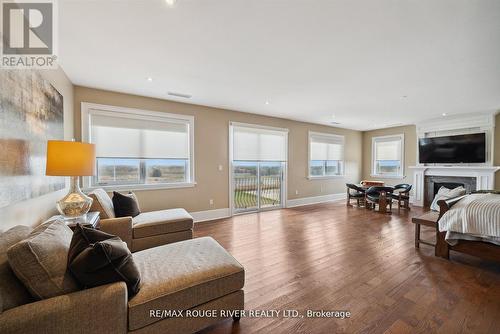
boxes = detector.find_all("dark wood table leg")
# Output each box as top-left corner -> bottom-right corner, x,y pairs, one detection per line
379,191 -> 387,214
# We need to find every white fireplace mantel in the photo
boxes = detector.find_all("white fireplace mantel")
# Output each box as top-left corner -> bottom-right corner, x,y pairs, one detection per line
409,166 -> 500,207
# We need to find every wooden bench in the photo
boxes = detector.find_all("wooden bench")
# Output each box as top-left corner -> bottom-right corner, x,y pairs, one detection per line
411,211 -> 440,248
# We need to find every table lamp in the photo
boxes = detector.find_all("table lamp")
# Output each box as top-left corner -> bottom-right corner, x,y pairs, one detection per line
46,140 -> 96,218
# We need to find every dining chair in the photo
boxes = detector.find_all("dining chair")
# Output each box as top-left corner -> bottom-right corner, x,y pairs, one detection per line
346,183 -> 366,207
365,186 -> 395,214
390,184 -> 412,213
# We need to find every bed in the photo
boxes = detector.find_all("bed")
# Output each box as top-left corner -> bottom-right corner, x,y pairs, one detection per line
435,191 -> 500,262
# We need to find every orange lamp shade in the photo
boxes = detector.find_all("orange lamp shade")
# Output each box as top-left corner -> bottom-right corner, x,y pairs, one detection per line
46,140 -> 96,176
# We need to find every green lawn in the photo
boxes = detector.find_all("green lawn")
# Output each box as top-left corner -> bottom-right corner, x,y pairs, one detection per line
234,190 -> 279,209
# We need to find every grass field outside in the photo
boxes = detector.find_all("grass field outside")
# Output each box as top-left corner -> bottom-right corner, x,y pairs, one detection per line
234,190 -> 280,209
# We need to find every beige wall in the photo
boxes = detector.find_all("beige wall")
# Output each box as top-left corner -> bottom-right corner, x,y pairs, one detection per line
73,86 -> 363,213
1,68 -> 74,231
361,125 -> 417,187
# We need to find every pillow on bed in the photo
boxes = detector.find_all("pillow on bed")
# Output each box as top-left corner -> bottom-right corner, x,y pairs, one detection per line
430,186 -> 466,211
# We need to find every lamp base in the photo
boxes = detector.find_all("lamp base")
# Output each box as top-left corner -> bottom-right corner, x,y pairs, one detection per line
57,176 -> 93,218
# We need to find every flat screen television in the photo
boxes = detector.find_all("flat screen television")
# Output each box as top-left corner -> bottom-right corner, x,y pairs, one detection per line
419,133 -> 486,164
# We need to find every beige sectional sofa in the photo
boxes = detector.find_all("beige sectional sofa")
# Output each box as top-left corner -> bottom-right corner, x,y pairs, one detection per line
89,189 -> 194,252
0,222 -> 245,334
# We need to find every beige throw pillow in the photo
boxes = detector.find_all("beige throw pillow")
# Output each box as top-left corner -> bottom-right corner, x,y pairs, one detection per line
7,220 -> 80,300
430,186 -> 466,211
89,188 -> 115,219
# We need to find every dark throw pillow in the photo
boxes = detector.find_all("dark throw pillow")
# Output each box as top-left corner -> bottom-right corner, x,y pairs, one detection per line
112,191 -> 141,218
68,224 -> 141,297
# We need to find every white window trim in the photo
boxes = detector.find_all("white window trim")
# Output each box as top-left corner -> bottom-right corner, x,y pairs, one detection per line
307,131 -> 345,179
370,133 -> 405,179
81,102 -> 195,191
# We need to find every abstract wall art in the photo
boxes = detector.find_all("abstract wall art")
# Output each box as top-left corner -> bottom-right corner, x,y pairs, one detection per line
0,70 -> 64,208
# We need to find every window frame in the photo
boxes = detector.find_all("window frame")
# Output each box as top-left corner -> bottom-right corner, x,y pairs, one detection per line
307,131 -> 345,179
371,133 -> 405,179
81,102 -> 195,191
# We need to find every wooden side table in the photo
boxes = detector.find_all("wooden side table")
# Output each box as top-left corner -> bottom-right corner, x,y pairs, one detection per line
411,211 -> 440,248
51,211 -> 100,231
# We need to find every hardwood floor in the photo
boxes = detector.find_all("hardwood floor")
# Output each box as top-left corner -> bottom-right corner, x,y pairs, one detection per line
194,201 -> 500,334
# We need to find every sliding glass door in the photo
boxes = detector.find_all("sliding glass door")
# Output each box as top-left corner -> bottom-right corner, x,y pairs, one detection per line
233,161 -> 284,213
258,161 -> 283,209
233,161 -> 259,212
230,123 -> 288,214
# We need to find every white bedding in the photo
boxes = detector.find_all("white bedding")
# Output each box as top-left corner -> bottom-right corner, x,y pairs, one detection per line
438,193 -> 500,246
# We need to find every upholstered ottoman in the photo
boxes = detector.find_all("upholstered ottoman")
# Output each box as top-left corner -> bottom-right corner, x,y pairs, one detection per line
128,237 -> 245,334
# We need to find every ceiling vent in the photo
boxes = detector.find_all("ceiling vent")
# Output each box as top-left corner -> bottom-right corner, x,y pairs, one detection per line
168,91 -> 192,99
384,123 -> 403,128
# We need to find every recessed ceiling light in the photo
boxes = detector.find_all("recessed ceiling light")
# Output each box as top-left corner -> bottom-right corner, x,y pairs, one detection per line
265,101 -> 270,105
442,113 -> 447,116
165,0 -> 176,7
168,91 -> 192,99
147,77 -> 153,82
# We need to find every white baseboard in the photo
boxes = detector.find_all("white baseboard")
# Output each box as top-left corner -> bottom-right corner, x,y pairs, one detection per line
286,193 -> 346,208
190,208 -> 231,223
191,194 -> 346,221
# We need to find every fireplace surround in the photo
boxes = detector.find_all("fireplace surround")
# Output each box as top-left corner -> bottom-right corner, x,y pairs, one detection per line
410,166 -> 499,207
410,112 -> 499,207
424,175 -> 476,207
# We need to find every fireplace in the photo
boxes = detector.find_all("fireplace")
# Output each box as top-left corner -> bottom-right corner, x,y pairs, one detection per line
424,176 -> 476,207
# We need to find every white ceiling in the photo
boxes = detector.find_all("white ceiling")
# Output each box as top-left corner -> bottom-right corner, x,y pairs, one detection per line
59,0 -> 500,131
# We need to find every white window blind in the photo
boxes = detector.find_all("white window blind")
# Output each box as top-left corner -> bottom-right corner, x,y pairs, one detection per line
375,138 -> 401,161
90,113 -> 189,159
82,103 -> 195,190
372,134 -> 404,177
310,134 -> 344,161
232,125 -> 288,161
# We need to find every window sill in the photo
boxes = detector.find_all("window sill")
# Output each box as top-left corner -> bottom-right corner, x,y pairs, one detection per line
370,174 -> 405,180
84,182 -> 197,192
308,175 -> 345,180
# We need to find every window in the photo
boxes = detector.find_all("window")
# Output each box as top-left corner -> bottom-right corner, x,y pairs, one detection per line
308,132 -> 344,178
371,134 -> 404,178
81,103 -> 194,189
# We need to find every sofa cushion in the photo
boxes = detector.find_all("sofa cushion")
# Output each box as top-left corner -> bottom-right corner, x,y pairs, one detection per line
131,230 -> 193,252
68,224 -> 141,297
112,191 -> 141,218
128,237 -> 244,331
89,188 -> 115,219
132,208 -> 193,238
0,226 -> 34,313
7,220 -> 80,300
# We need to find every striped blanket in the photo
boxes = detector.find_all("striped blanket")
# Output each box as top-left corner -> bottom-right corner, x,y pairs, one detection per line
438,193 -> 500,245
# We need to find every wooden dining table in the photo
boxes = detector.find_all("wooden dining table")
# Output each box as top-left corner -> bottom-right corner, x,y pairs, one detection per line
350,181 -> 395,213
